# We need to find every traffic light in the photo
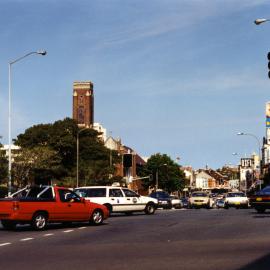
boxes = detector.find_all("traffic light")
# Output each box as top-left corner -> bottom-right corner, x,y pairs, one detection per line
267,52 -> 270,79
123,154 -> 132,167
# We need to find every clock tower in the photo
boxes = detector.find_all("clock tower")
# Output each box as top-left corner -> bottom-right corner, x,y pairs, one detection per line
73,81 -> 94,127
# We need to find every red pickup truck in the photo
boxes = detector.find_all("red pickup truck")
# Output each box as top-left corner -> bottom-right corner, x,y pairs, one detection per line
0,185 -> 109,230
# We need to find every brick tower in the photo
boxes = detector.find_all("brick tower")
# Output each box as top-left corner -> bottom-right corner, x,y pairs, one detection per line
72,81 -> 94,127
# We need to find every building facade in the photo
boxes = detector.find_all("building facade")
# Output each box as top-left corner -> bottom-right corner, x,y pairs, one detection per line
93,122 -> 107,142
72,81 -> 94,128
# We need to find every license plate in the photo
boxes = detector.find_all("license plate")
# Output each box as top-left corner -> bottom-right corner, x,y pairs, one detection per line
235,202 -> 240,205
161,201 -> 167,204
256,198 -> 262,201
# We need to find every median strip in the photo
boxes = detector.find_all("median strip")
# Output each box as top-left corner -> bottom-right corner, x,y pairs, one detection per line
20,238 -> 34,242
0,242 -> 11,247
43,233 -> 54,237
63,230 -> 74,233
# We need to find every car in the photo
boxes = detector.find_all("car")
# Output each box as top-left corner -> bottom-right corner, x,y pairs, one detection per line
180,197 -> 189,208
170,195 -> 182,209
75,186 -> 158,215
149,191 -> 174,209
249,185 -> 270,213
224,192 -> 249,209
189,191 -> 214,209
0,185 -> 109,230
216,198 -> 225,208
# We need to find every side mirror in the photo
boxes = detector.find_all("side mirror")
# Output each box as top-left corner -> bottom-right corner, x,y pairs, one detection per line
80,197 -> 86,203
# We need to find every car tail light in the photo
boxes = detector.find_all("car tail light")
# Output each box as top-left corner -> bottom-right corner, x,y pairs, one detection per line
13,201 -> 19,211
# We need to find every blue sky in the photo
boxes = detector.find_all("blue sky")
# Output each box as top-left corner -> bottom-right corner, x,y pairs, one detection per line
0,0 -> 270,169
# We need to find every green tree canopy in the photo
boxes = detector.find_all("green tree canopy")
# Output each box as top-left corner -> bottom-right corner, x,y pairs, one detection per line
12,146 -> 62,188
138,153 -> 186,193
14,118 -> 120,186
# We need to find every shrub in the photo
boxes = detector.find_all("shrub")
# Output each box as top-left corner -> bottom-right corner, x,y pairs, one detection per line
0,186 -> 8,198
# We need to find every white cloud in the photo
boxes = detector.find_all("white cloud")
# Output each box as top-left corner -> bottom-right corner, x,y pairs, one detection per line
100,0 -> 269,46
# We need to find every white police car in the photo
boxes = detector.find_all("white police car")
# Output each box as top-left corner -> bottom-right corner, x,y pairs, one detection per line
74,186 -> 158,215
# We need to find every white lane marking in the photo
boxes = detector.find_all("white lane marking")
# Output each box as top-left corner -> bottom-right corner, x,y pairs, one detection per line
20,238 -> 34,242
0,242 -> 11,247
78,227 -> 87,230
43,233 -> 54,237
63,229 -> 74,233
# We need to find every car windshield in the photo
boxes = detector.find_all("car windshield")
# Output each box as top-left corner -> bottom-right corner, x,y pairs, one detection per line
150,192 -> 170,199
261,186 -> 270,194
227,192 -> 245,197
191,193 -> 208,197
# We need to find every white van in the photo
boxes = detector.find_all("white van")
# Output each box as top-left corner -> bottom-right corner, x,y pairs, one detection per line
74,186 -> 158,215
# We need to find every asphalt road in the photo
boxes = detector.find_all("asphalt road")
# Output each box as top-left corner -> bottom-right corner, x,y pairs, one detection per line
0,208 -> 270,270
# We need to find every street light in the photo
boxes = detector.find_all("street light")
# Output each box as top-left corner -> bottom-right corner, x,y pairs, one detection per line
254,18 -> 270,25
155,163 -> 167,190
237,132 -> 262,189
8,50 -> 47,195
76,128 -> 88,188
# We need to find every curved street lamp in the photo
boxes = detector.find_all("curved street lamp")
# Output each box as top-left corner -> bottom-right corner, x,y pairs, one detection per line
254,18 -> 270,25
155,163 -> 167,190
8,50 -> 47,195
237,132 -> 261,189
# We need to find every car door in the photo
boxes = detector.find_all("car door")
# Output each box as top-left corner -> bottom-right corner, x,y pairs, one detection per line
122,188 -> 145,211
108,188 -> 126,212
57,189 -> 89,221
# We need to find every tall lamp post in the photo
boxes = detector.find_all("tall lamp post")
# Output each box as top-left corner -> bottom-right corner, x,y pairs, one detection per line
237,132 -> 262,189
155,163 -> 167,191
8,50 -> 47,195
76,128 -> 88,188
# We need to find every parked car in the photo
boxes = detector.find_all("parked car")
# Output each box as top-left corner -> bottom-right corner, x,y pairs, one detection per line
180,197 -> 189,208
249,185 -> 270,213
75,186 -> 157,215
189,191 -> 214,209
0,185 -> 109,230
216,198 -> 225,208
149,191 -> 178,209
170,195 -> 182,209
224,192 -> 249,209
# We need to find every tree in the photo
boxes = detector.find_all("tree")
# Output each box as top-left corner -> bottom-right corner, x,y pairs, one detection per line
139,153 -> 186,193
14,118 -> 120,186
12,146 -> 61,187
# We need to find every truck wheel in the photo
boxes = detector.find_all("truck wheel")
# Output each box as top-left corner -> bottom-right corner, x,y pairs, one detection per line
31,212 -> 48,230
1,220 -> 16,230
90,209 -> 104,225
144,203 -> 156,215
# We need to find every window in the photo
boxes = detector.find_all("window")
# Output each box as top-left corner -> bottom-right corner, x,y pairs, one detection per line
122,189 -> 138,197
192,193 -> 208,197
109,188 -> 123,197
87,188 -> 106,197
75,189 -> 87,198
26,187 -> 47,198
76,188 -> 106,197
262,187 -> 270,194
39,188 -> 54,200
58,189 -> 81,202
227,193 -> 245,197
